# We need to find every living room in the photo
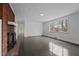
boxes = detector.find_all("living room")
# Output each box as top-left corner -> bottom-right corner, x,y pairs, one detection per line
1,3 -> 79,56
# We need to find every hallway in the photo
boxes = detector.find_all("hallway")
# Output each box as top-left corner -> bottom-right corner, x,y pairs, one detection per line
18,36 -> 79,56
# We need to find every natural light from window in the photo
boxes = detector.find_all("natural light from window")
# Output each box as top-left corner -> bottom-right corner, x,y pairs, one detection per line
49,42 -> 68,56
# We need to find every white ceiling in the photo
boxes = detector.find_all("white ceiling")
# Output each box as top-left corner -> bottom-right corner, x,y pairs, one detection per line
10,3 -> 79,22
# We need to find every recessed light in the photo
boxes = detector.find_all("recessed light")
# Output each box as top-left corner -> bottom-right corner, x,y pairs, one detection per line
40,13 -> 44,16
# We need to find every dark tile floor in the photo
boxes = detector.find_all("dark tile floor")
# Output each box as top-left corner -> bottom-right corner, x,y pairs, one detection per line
18,36 -> 79,56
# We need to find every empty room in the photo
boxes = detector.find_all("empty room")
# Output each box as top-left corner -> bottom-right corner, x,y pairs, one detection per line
1,3 -> 79,56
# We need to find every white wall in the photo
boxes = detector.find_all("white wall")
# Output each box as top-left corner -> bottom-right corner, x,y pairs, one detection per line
24,20 -> 43,37
43,11 -> 79,45
15,16 -> 43,38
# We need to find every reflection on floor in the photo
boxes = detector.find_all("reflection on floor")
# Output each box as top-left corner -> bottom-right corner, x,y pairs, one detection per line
18,36 -> 79,56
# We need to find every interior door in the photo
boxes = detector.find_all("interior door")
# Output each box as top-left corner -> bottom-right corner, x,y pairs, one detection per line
17,22 -> 24,41
0,19 -> 2,56
18,23 -> 24,35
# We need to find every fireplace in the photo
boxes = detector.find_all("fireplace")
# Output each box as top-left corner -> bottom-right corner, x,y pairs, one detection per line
7,32 -> 16,51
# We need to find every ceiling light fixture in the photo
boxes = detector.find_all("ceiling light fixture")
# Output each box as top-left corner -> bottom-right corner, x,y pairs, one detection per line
40,13 -> 44,16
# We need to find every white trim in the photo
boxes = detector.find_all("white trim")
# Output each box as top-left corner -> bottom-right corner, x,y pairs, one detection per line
0,19 -> 2,56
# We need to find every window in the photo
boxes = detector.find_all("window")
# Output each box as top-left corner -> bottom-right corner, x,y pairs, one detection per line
49,19 -> 68,32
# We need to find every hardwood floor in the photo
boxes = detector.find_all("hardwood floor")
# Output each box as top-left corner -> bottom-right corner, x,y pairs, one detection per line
18,36 -> 79,56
